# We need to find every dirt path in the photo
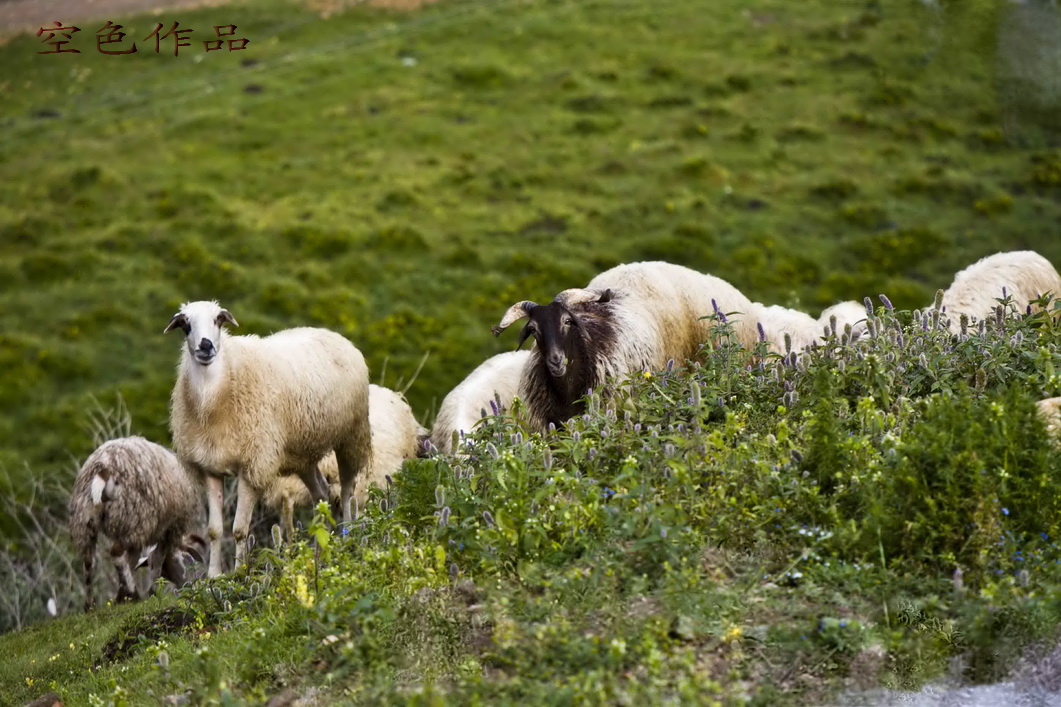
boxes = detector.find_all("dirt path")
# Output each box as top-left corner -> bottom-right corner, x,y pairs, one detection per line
0,0 -> 437,36
0,0 -> 228,36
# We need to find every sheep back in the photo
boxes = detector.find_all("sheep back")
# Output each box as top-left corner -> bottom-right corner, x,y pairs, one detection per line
69,436 -> 200,555
431,350 -> 530,453
941,251 -> 1061,325
586,261 -> 758,357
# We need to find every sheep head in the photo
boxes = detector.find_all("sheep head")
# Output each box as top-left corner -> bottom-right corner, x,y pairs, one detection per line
164,300 -> 239,367
493,289 -> 613,379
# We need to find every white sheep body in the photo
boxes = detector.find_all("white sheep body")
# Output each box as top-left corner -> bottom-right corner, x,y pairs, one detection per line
430,350 -> 530,454
585,260 -> 759,354
263,384 -> 420,538
167,301 -> 370,576
818,301 -> 870,340
68,436 -> 203,610
748,303 -> 820,354
941,251 -> 1061,329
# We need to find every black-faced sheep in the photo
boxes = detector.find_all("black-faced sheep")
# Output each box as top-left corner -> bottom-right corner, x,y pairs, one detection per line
264,384 -> 422,540
165,300 -> 371,576
940,251 -> 1061,330
492,260 -> 755,430
430,350 -> 530,454
68,436 -> 205,611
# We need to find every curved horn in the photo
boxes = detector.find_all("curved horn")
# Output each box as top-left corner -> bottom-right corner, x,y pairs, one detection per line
557,288 -> 607,307
491,301 -> 538,336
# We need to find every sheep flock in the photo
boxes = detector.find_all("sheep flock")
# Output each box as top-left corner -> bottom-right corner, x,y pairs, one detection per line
66,250 -> 1061,608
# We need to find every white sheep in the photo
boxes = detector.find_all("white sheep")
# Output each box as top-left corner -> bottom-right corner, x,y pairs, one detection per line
165,301 -> 371,577
68,436 -> 205,611
818,300 -> 870,341
264,384 -> 422,540
940,251 -> 1061,331
492,260 -> 755,429
430,350 -> 531,454
748,303 -> 821,354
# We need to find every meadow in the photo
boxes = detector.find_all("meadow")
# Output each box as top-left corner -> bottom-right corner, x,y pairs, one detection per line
1,0 -> 1061,701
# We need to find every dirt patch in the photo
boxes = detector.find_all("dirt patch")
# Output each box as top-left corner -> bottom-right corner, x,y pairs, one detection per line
97,606 -> 199,665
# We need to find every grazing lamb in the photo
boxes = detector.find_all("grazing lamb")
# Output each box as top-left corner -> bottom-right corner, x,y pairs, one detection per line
166,301 -> 371,577
492,260 -> 755,429
1038,397 -> 1061,439
430,350 -> 531,454
940,251 -> 1061,331
749,303 -> 820,354
264,384 -> 422,540
69,436 -> 205,611
818,301 -> 870,340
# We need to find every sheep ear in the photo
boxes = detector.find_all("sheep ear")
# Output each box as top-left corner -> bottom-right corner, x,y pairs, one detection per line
217,309 -> 239,328
516,325 -> 535,350
492,301 -> 537,336
135,544 -> 158,570
182,534 -> 207,563
163,313 -> 187,334
597,289 -> 613,304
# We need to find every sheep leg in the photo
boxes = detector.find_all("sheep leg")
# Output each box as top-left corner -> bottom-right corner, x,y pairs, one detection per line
232,479 -> 259,568
335,441 -> 370,525
206,474 -> 225,578
81,549 -> 95,612
296,466 -> 329,503
281,497 -> 295,543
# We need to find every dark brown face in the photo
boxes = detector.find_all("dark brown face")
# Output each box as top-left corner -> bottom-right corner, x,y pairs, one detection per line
519,302 -> 583,378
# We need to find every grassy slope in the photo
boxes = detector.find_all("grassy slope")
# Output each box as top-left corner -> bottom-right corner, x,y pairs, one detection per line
1,0 -> 1059,485
4,304 -> 1061,704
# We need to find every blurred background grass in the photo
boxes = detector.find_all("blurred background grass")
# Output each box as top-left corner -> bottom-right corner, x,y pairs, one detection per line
0,0 -> 1059,528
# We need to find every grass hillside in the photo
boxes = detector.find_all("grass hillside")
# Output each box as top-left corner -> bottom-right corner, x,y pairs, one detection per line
1,0 -> 1059,484
3,0 -> 1061,701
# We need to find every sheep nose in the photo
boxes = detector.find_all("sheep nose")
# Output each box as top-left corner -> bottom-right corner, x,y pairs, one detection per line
199,338 -> 214,353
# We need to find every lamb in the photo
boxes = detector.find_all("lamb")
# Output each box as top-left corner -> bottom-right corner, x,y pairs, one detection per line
940,251 -> 1061,331
68,436 -> 205,611
165,300 -> 371,577
818,300 -> 870,340
264,384 -> 422,540
748,303 -> 821,354
430,350 -> 531,454
491,260 -> 755,430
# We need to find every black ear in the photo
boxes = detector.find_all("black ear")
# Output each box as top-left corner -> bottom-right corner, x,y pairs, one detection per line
164,313 -> 188,334
597,289 -> 613,304
217,309 -> 239,328
517,325 -> 534,350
